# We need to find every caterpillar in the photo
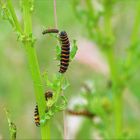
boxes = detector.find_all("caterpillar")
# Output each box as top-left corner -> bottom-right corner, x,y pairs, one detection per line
34,91 -> 53,127
42,28 -> 59,34
59,31 -> 70,73
67,109 -> 95,118
34,105 -> 40,126
42,29 -> 70,73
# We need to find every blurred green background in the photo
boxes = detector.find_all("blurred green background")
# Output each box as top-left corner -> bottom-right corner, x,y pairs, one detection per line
0,0 -> 140,139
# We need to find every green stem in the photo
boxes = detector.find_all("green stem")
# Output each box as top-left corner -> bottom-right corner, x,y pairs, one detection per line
5,109 -> 17,140
104,0 -> 123,138
114,90 -> 123,138
108,50 -> 123,138
126,1 -> 140,68
131,1 -> 140,43
22,0 -> 50,139
7,0 -> 23,33
85,0 -> 94,17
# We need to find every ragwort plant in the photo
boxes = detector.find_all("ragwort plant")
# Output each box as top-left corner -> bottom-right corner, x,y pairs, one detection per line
0,0 -> 77,139
73,0 -> 140,139
5,109 -> 16,140
68,80 -> 112,139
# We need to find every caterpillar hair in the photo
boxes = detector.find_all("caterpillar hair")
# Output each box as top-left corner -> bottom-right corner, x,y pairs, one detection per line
42,28 -> 59,35
34,91 -> 53,127
59,31 -> 70,73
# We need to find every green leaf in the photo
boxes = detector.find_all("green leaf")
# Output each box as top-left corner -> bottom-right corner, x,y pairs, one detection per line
62,77 -> 70,90
47,110 -> 54,116
61,95 -> 68,104
70,40 -> 78,60
55,45 -> 61,60
52,73 -> 64,90
45,115 -> 51,120
42,72 -> 53,88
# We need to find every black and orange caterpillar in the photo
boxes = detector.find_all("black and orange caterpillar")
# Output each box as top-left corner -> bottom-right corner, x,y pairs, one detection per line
34,104 -> 40,126
34,91 -> 53,127
59,31 -> 70,73
42,29 -> 70,73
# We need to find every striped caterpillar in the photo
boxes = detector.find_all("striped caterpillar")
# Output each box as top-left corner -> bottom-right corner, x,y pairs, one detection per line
34,91 -> 53,127
42,29 -> 70,73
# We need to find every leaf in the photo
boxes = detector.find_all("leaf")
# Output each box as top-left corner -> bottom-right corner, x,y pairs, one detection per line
70,40 -> 78,60
61,95 -> 68,105
42,71 -> 53,88
62,77 -> 70,90
45,115 -> 51,120
55,45 -> 61,60
47,110 -> 54,116
44,109 -> 54,121
4,109 -> 16,140
52,73 -> 64,90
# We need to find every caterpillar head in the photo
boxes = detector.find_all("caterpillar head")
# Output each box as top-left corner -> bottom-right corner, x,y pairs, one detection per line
45,91 -> 53,101
60,31 -> 67,36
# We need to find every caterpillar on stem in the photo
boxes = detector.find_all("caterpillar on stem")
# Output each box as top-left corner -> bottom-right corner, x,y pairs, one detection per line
42,29 -> 70,73
34,91 -> 53,127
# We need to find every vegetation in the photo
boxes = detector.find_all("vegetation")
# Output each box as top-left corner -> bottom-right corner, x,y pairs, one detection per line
0,0 -> 140,139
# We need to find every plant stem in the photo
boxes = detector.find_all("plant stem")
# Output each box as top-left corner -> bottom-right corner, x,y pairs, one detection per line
5,109 -> 17,140
7,0 -> 22,33
131,1 -> 140,44
114,89 -> 123,138
108,49 -> 123,138
22,0 -> 50,139
104,0 -> 123,138
126,1 -> 140,68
